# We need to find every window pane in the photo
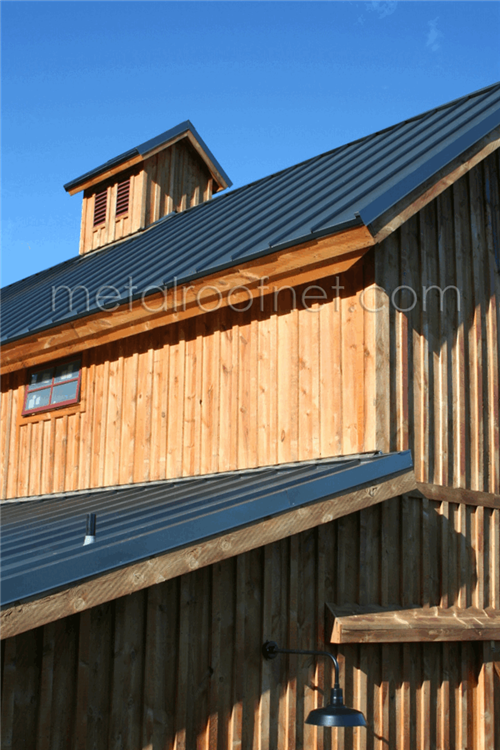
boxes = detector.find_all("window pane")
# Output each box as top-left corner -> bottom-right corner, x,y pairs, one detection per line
26,388 -> 51,410
51,381 -> 78,404
29,368 -> 53,388
54,361 -> 79,383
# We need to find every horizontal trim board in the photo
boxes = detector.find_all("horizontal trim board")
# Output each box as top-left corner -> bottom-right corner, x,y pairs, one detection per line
0,228 -> 373,374
0,465 -> 416,639
66,154 -> 143,195
326,603 -> 500,643
415,482 -> 500,509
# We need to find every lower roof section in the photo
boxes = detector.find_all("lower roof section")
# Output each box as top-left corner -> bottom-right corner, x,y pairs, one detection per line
1,451 -> 413,609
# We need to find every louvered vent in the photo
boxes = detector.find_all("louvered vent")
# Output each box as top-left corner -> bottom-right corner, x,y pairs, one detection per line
93,189 -> 107,227
116,177 -> 130,217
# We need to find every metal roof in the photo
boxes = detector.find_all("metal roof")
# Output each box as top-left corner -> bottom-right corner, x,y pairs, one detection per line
2,82 -> 500,345
0,451 -> 412,606
63,120 -> 232,192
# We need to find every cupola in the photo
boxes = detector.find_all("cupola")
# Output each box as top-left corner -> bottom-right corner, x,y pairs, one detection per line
64,121 -> 231,255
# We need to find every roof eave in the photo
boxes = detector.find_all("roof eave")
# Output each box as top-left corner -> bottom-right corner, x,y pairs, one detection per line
0,452 -> 416,638
360,113 -> 500,236
0,222 -> 374,362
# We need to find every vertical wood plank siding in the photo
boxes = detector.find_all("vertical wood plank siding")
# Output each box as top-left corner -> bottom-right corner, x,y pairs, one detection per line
375,150 -> 500,493
1,144 -> 499,750
1,264 -> 375,499
3,154 -> 498,500
2,497 -> 499,750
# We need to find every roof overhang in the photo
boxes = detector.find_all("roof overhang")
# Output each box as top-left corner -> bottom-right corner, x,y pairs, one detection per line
0,224 -> 375,375
0,451 -> 415,639
368,126 -> 500,242
64,120 -> 232,195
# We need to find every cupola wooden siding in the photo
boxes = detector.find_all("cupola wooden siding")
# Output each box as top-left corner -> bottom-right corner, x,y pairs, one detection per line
77,140 -> 214,255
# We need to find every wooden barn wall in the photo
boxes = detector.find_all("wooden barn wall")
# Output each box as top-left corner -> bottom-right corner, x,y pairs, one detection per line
4,151 -> 499,500
0,262 -> 376,500
2,495 -> 499,750
374,149 -> 500,494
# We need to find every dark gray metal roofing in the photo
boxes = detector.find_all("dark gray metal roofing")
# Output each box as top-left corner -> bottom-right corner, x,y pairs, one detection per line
0,451 -> 412,606
2,82 -> 500,345
63,120 -> 232,192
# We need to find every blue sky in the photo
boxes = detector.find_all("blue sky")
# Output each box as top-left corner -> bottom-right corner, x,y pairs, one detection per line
2,1 -> 499,287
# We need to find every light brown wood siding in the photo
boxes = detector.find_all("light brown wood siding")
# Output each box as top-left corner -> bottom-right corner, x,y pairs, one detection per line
374,149 -> 500,494
144,140 -> 212,225
78,140 -> 213,255
2,495 -> 499,750
0,263 -> 376,499
80,165 -> 145,254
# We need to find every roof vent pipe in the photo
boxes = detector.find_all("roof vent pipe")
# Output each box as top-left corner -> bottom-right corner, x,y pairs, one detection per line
83,512 -> 96,546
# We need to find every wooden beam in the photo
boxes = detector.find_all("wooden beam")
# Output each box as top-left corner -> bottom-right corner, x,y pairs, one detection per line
415,482 -> 500,509
1,226 -> 375,375
66,155 -> 144,195
66,134 -> 190,195
0,469 -> 415,640
326,603 -> 500,643
371,131 -> 500,242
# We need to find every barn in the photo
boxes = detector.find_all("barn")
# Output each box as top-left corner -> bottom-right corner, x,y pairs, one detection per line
1,82 -> 500,749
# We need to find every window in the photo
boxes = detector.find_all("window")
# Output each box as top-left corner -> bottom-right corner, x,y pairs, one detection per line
93,188 -> 107,226
115,177 -> 130,217
23,360 -> 82,415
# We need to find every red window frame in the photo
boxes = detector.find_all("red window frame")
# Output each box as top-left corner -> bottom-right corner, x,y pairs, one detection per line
22,360 -> 82,416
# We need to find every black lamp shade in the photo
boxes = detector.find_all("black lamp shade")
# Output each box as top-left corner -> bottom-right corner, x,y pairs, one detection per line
305,686 -> 367,728
306,704 -> 367,728
261,641 -> 367,730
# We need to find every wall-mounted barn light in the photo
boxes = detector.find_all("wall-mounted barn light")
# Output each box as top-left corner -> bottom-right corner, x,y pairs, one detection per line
262,641 -> 366,728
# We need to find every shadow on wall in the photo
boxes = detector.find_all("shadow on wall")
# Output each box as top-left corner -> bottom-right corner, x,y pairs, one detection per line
2,495 -> 498,750
374,174 -> 500,492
